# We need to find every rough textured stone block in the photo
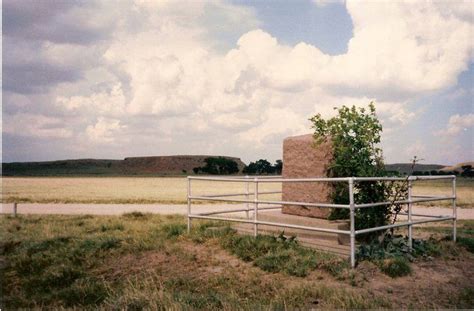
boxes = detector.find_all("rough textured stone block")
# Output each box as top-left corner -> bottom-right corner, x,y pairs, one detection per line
281,134 -> 333,219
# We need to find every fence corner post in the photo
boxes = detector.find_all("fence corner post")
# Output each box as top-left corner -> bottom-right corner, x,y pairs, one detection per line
349,178 -> 356,268
245,175 -> 250,219
452,176 -> 457,242
187,177 -> 191,233
407,177 -> 413,250
253,177 -> 259,237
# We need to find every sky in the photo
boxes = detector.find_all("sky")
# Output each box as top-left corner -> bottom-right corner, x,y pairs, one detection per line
2,0 -> 473,165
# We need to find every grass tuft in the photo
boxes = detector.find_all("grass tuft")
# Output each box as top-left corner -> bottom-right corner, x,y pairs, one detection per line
379,257 -> 412,278
457,236 -> 474,253
121,211 -> 150,219
161,223 -> 187,239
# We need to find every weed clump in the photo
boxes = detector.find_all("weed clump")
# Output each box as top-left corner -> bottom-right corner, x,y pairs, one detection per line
189,221 -> 236,243
161,223 -> 187,238
357,235 -> 441,262
356,235 -> 446,277
80,237 -> 122,252
457,237 -> 474,253
121,211 -> 150,219
379,257 -> 411,278
0,240 -> 22,254
100,223 -> 125,232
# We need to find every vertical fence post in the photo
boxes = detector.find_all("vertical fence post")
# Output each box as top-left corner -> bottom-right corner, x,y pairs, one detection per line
245,175 -> 250,219
187,177 -> 192,233
452,176 -> 457,242
349,178 -> 356,268
13,202 -> 18,217
407,178 -> 413,250
253,178 -> 259,237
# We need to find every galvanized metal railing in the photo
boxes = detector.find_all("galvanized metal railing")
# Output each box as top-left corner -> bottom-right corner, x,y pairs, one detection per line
187,175 -> 457,268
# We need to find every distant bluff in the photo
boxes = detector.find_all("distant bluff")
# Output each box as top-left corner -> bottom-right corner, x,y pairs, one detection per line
2,155 -> 246,176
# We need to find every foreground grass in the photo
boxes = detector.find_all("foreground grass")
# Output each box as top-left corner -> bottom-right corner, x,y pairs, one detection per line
1,214 -> 473,309
2,177 -> 472,207
0,214 -> 371,309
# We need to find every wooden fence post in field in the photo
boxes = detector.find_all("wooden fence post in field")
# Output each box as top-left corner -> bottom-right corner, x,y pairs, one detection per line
13,202 -> 18,217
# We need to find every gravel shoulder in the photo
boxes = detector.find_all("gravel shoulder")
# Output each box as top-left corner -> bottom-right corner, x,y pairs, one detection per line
1,203 -> 473,219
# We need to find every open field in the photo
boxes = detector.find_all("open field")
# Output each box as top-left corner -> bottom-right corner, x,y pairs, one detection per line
412,178 -> 473,207
2,177 -> 473,207
1,177 -> 281,204
1,214 -> 473,309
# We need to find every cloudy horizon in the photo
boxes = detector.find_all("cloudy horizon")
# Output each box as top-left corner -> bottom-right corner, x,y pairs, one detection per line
2,0 -> 473,165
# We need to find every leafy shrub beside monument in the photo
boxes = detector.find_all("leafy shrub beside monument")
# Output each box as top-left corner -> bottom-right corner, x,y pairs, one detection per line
310,103 -> 404,241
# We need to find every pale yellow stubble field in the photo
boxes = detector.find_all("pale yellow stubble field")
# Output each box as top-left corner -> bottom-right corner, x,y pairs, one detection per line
0,177 -> 282,204
1,177 -> 472,207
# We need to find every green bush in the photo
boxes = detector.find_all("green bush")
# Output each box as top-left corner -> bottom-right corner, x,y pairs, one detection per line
310,103 -> 403,241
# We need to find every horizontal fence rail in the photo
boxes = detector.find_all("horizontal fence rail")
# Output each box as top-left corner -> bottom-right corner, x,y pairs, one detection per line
187,175 -> 457,268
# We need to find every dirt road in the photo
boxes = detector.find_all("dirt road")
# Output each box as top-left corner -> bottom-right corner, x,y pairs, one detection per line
1,203 -> 472,219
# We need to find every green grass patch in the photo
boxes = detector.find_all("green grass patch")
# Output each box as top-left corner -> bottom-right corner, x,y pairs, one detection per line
219,232 -> 345,277
379,257 -> 412,278
457,237 -> 474,253
0,214 -> 172,308
452,287 -> 474,309
418,221 -> 474,253
161,223 -> 187,238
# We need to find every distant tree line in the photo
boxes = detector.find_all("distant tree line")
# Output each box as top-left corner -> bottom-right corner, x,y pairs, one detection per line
193,157 -> 239,175
192,157 -> 283,175
412,165 -> 473,177
243,159 -> 282,175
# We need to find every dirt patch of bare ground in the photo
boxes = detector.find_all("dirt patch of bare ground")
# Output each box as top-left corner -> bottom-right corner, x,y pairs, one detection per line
97,240 -> 254,283
351,249 -> 474,308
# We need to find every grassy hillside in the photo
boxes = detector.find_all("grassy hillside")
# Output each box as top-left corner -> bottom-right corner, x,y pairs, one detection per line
2,156 -> 246,176
439,162 -> 474,173
385,163 -> 446,175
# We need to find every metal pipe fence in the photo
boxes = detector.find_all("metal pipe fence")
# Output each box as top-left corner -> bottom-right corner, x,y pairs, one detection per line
187,175 -> 457,268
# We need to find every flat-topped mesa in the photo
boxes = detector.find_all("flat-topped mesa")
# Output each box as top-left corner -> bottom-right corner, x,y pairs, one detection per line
281,134 -> 334,219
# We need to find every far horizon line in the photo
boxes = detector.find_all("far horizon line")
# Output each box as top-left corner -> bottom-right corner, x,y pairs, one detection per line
2,155 -> 470,167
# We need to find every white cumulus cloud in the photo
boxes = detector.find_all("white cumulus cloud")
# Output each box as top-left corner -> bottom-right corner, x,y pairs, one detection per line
86,117 -> 126,143
3,0 -> 474,162
442,114 -> 474,136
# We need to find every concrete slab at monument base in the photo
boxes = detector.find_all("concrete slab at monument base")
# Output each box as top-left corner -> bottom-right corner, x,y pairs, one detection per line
233,210 -> 350,256
281,134 -> 334,219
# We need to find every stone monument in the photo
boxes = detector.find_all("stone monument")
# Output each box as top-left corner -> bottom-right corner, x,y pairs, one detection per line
281,134 -> 334,219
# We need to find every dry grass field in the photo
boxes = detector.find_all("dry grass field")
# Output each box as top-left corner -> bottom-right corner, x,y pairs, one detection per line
1,177 -> 282,205
413,178 -> 473,207
1,177 -> 472,207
